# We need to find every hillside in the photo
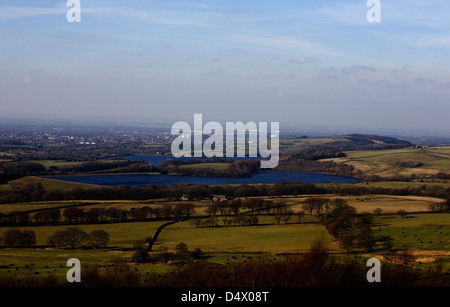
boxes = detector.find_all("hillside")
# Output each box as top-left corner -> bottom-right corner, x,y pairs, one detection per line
319,146 -> 450,180
280,134 -> 413,156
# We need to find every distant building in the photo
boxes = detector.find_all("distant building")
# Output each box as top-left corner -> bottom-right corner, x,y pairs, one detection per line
180,194 -> 190,201
209,194 -> 227,202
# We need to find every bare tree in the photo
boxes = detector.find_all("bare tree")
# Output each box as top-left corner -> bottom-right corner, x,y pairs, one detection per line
89,230 -> 109,250
3,229 -> 22,247
64,227 -> 89,249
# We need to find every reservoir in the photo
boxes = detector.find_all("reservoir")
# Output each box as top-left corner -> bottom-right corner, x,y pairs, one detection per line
54,155 -> 361,187
53,172 -> 361,187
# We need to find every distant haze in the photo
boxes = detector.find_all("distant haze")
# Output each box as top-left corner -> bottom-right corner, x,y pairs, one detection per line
1,1 -> 450,133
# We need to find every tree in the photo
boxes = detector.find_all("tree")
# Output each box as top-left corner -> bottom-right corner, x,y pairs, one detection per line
397,210 -> 408,219
191,248 -> 205,259
89,230 -> 109,250
3,229 -> 22,247
162,204 -> 173,219
190,217 -> 203,228
303,197 -> 325,216
105,207 -> 122,221
86,208 -> 106,223
373,208 -> 383,217
273,214 -> 282,225
339,231 -> 356,252
178,203 -> 195,218
63,227 -> 89,249
18,230 -> 36,247
175,242 -> 189,266
354,226 -> 376,252
47,230 -> 67,249
156,246 -> 172,264
296,211 -> 304,224
63,207 -> 85,223
175,242 -> 188,254
282,210 -> 293,224
131,240 -> 150,263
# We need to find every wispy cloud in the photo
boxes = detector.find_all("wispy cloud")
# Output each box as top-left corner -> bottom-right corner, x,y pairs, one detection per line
232,34 -> 346,57
311,3 -> 368,25
0,5 -> 67,19
341,65 -> 377,74
115,7 -> 210,27
289,56 -> 320,64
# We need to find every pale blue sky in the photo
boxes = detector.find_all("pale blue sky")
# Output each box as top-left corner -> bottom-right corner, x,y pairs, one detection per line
1,1 -> 450,132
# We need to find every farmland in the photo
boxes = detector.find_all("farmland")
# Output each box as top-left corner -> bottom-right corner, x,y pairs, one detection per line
320,146 -> 450,178
0,134 -> 449,287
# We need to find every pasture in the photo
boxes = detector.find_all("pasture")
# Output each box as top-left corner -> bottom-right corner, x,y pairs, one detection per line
0,220 -> 166,248
321,146 -> 450,178
156,220 -> 338,253
373,213 -> 450,252
0,176 -> 100,191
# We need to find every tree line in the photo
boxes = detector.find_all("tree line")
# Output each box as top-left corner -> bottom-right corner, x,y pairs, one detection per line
157,159 -> 261,178
0,157 -> 259,186
0,203 -> 196,226
0,227 -> 109,250
2,179 -> 450,207
0,161 -> 148,184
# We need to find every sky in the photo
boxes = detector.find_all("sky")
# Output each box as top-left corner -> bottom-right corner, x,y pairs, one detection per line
1,0 -> 450,133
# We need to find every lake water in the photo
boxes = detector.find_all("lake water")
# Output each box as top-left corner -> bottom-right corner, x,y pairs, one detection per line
53,172 -> 360,187
55,155 -> 361,187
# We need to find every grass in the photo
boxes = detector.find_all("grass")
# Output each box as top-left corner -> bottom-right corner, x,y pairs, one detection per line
0,248 -> 170,282
156,219 -> 337,253
0,201 -> 90,215
321,146 -> 450,178
0,176 -> 101,191
0,220 -> 168,248
1,212 -> 450,282
373,213 -> 450,251
24,160 -> 84,169
279,137 -> 349,154
249,194 -> 445,214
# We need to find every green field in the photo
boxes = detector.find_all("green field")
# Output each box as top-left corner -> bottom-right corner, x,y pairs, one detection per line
0,248 -> 169,282
0,176 -> 100,191
0,212 -> 449,282
0,201 -> 89,215
156,220 -> 337,253
373,213 -> 450,252
0,220 -> 166,248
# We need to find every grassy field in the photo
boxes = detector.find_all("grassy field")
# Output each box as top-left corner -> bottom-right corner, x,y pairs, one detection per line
0,199 -> 212,216
0,176 -> 101,191
373,213 -> 450,252
26,160 -> 84,169
254,194 -> 445,214
321,146 -> 450,178
279,137 -> 350,155
0,248 -> 170,282
0,211 -> 449,282
0,201 -> 91,215
0,220 -> 167,248
156,219 -> 337,253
